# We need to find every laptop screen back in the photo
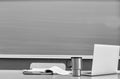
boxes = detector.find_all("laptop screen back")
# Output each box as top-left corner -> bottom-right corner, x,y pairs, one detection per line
91,44 -> 120,75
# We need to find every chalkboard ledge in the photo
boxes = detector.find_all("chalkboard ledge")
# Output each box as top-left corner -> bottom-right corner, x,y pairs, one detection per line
0,54 -> 93,59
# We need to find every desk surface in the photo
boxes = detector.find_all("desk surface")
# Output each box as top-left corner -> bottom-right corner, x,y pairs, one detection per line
0,70 -> 120,79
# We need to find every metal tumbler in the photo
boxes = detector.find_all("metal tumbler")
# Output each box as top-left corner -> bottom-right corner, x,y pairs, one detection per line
71,57 -> 82,77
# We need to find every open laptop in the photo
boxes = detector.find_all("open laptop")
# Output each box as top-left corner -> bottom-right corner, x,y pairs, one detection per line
82,44 -> 120,76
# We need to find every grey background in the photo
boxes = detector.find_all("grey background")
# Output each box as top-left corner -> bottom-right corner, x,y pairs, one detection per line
0,1 -> 120,55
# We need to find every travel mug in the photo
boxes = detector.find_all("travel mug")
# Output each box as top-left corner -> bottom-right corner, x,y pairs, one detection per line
71,57 -> 82,77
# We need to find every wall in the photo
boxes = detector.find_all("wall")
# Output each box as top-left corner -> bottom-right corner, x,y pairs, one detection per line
0,1 -> 120,55
0,58 -> 92,70
0,58 -> 120,70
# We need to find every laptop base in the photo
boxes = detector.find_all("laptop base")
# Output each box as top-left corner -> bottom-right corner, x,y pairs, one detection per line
82,73 -> 117,77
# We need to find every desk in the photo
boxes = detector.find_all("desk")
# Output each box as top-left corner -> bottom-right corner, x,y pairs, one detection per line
0,70 -> 119,79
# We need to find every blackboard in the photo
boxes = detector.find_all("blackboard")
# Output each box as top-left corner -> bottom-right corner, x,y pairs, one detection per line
0,1 -> 120,55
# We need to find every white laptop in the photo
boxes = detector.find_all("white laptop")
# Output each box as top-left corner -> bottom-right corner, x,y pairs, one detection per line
82,44 -> 120,76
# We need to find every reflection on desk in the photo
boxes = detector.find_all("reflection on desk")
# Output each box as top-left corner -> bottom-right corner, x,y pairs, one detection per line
0,70 -> 119,79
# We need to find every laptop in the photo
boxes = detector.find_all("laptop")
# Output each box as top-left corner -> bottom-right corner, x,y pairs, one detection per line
82,44 -> 120,76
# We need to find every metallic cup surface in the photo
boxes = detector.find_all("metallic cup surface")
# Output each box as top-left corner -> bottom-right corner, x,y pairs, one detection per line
71,57 -> 82,77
